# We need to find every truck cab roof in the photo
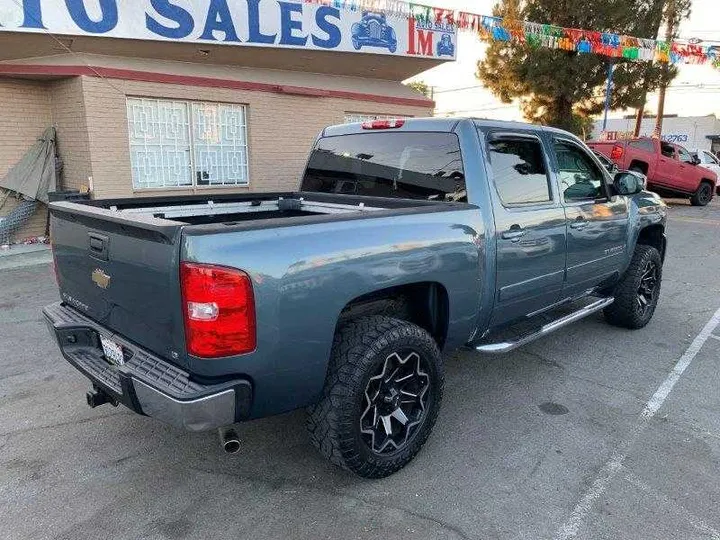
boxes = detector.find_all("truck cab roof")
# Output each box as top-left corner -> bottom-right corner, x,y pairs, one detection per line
321,117 -> 580,138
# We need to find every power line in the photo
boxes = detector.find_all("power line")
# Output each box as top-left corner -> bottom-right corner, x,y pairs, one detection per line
433,85 -> 486,94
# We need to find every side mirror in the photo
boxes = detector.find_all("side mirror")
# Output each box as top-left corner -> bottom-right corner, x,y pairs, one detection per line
692,156 -> 701,166
613,171 -> 643,196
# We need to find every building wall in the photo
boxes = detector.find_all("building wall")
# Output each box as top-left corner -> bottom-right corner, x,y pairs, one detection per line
79,76 -> 430,199
0,64 -> 431,242
50,77 -> 92,191
0,79 -> 53,240
593,115 -> 720,151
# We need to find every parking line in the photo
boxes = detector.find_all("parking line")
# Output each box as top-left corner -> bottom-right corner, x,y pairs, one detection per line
554,305 -> 720,540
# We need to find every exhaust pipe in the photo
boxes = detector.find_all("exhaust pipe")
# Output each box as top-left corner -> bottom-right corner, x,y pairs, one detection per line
218,427 -> 241,454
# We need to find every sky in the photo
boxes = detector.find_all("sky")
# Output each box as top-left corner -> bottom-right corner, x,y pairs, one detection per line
409,0 -> 720,122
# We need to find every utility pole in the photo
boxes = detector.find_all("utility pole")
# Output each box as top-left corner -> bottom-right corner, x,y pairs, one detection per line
654,0 -> 677,138
602,61 -> 615,132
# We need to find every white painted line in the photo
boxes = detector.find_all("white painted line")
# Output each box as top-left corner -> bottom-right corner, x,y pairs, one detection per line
554,305 -> 720,540
642,307 -> 720,419
624,472 -> 720,540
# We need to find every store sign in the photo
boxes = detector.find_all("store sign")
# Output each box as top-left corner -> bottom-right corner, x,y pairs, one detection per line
661,133 -> 689,143
0,0 -> 457,60
602,130 -> 690,144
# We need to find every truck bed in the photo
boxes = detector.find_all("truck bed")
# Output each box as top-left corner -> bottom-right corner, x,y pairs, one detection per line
68,191 -> 465,229
48,191 -> 476,373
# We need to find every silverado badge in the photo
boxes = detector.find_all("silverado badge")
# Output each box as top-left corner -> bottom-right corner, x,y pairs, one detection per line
91,268 -> 111,289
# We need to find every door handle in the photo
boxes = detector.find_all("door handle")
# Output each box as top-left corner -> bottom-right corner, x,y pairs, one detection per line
570,217 -> 588,230
88,232 -> 109,260
501,225 -> 526,242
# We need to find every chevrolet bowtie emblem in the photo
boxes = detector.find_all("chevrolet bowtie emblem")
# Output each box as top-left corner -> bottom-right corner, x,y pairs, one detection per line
92,268 -> 111,289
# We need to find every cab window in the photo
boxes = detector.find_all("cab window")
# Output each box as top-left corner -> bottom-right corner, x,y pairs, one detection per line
660,142 -> 675,158
486,137 -> 552,206
554,141 -> 606,201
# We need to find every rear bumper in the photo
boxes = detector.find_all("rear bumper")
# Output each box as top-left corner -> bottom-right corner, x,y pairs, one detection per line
42,302 -> 252,431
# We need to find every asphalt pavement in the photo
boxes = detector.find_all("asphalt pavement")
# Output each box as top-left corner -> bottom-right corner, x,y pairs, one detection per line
1,198 -> 720,540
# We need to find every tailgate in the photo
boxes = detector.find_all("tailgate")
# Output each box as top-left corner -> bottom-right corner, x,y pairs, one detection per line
587,141 -> 614,158
49,201 -> 186,364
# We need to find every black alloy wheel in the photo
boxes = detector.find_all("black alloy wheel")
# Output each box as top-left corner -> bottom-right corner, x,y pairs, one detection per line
636,259 -> 659,318
359,349 -> 431,455
691,182 -> 713,206
307,316 -> 444,478
604,244 -> 663,329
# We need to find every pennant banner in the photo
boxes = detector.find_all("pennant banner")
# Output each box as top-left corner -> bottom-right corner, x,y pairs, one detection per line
302,0 -> 720,68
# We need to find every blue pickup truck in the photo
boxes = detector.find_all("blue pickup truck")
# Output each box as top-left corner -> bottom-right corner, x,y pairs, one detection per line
44,118 -> 667,478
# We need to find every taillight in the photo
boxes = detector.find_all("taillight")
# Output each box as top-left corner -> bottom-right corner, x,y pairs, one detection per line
361,119 -> 405,129
610,145 -> 624,160
180,262 -> 256,358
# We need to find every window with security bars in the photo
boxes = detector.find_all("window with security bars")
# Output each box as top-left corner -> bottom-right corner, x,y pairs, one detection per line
127,98 -> 249,189
344,113 -> 411,124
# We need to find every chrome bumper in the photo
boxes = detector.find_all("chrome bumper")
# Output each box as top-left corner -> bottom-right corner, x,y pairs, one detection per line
42,302 -> 251,431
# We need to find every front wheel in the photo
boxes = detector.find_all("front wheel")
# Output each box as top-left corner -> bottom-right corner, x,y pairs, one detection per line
690,182 -> 713,206
307,316 -> 444,478
603,244 -> 662,329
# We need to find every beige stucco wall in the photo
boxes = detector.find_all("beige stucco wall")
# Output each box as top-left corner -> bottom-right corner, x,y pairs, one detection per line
79,75 -> 430,199
0,79 -> 53,240
50,77 -> 92,191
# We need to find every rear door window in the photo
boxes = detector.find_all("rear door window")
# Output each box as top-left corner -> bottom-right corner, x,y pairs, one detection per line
486,137 -> 552,206
660,142 -> 676,158
301,132 -> 466,202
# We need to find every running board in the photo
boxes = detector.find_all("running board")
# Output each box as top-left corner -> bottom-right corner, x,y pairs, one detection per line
475,297 -> 614,354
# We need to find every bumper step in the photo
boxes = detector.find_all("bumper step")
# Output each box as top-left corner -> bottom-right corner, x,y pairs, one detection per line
43,302 -> 251,431
475,297 -> 614,354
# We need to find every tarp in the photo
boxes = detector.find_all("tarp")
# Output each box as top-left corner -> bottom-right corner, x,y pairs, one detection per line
0,127 -> 56,204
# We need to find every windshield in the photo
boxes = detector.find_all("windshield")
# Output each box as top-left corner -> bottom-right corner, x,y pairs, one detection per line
301,132 -> 467,202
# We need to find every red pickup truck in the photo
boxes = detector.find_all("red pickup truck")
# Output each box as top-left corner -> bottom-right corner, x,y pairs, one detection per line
588,137 -> 717,206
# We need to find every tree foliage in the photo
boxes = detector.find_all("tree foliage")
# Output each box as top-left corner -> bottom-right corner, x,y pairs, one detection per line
406,80 -> 431,98
477,0 -> 679,134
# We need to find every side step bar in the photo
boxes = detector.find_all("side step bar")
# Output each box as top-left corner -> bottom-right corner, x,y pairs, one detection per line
475,297 -> 614,354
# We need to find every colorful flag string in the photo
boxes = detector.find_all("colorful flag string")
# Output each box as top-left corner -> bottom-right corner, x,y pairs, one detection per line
301,0 -> 720,68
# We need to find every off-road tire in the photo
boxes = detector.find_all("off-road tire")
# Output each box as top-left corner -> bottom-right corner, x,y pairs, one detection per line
604,245 -> 662,329
307,316 -> 444,478
690,181 -> 713,206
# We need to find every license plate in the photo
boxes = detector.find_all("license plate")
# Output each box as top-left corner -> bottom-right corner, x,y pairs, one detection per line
100,335 -> 125,366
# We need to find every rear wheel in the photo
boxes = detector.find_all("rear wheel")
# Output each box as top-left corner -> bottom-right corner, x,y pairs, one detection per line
307,316 -> 443,478
690,182 -> 713,206
604,245 -> 662,329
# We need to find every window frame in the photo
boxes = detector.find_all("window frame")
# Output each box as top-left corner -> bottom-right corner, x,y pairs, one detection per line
552,137 -> 612,205
483,131 -> 557,210
126,97 -> 250,192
